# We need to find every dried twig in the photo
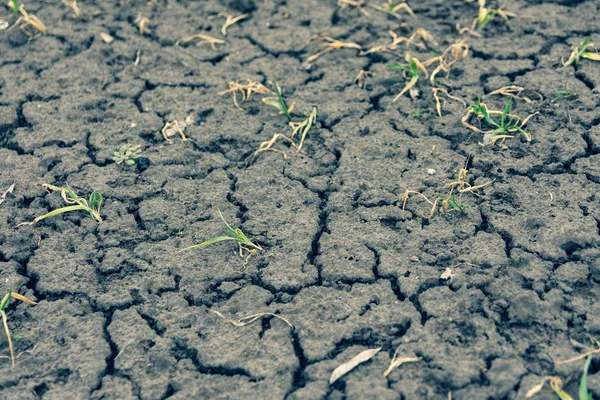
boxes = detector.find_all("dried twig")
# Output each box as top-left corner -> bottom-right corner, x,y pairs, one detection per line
432,88 -> 467,117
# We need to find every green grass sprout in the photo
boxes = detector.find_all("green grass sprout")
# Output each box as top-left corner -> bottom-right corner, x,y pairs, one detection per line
289,106 -> 318,152
113,144 -> 142,165
17,184 -> 103,226
1,288 -> 37,367
475,0 -> 516,30
563,37 -> 600,67
179,208 -> 263,262
262,76 -> 295,117
390,53 -> 427,102
368,0 -> 415,19
9,0 -> 19,13
462,98 -> 538,146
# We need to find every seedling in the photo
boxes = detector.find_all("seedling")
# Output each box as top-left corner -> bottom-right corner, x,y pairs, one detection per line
112,144 -> 142,165
17,184 -> 103,226
208,12 -> 248,36
255,107 -> 318,157
389,53 -> 428,101
401,160 -> 494,218
262,76 -> 295,117
7,4 -> 46,38
0,288 -> 37,367
179,208 -> 263,263
289,106 -> 318,151
369,0 -> 415,18
219,80 -> 273,110
305,35 -> 362,64
474,0 -> 516,30
552,88 -> 577,103
179,33 -> 225,50
563,37 -> 600,67
337,0 -> 369,16
432,87 -> 467,117
462,98 -> 538,146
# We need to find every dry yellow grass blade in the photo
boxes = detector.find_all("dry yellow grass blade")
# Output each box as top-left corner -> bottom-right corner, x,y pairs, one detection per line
8,5 -> 46,38
383,348 -> 420,378
306,35 -> 362,64
361,30 -> 410,55
254,133 -> 296,159
337,0 -> 369,16
0,184 -> 15,206
180,33 -> 225,50
210,309 -> 294,329
161,120 -> 188,143
432,88 -> 466,117
486,85 -> 542,103
354,70 -> 372,88
219,80 -> 273,110
1,291 -> 37,368
406,28 -> 438,47
208,13 -> 248,36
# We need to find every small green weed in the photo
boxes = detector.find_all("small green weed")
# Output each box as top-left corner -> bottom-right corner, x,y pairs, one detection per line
262,76 -> 295,117
179,208 -> 263,262
390,54 -> 427,102
0,288 -> 36,367
462,98 -> 538,146
113,144 -> 142,165
475,0 -> 516,30
18,184 -> 103,226
563,37 -> 600,67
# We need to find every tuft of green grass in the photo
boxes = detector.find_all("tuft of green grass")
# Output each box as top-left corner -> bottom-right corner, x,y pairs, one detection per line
466,98 -> 533,145
17,184 -> 103,226
563,37 -> 600,67
179,208 -> 262,259
1,288 -> 37,367
262,76 -> 295,117
113,144 -> 142,165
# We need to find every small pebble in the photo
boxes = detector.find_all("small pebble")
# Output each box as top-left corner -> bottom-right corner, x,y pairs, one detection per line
427,168 -> 435,175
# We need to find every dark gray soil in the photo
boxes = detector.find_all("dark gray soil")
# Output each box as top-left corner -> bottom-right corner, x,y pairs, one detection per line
1,0 -> 600,399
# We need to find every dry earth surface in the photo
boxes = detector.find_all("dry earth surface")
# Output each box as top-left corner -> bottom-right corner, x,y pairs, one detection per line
1,0 -> 600,399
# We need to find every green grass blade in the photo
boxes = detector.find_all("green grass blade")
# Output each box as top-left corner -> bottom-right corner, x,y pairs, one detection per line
64,185 -> 79,201
272,75 -> 290,116
217,208 -> 238,237
9,0 -> 18,13
579,352 -> 593,400
89,191 -> 103,211
0,289 -> 12,312
179,236 -> 238,252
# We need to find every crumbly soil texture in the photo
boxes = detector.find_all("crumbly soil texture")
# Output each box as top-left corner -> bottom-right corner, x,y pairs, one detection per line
1,0 -> 600,399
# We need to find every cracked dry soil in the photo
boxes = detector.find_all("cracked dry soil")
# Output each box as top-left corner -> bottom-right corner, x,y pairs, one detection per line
1,0 -> 600,399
